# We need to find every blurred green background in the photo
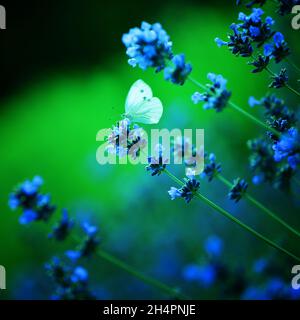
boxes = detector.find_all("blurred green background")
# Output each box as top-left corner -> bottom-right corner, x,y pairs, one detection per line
0,0 -> 299,299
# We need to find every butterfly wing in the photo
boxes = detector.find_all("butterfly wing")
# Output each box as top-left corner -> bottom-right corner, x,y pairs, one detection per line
125,80 -> 163,124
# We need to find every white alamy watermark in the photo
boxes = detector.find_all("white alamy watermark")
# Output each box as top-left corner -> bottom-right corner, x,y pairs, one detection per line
0,5 -> 6,29
291,265 -> 300,290
96,125 -> 205,175
292,5 -> 300,30
0,265 -> 6,290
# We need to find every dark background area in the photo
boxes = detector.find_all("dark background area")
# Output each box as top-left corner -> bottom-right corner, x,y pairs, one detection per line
0,0 -> 229,101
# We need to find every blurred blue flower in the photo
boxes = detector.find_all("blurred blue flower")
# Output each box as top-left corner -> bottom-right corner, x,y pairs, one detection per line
204,235 -> 223,257
49,209 -> 74,241
241,286 -> 269,300
273,128 -> 300,169
183,264 -> 216,287
66,222 -> 100,260
253,257 -> 268,273
9,176 -> 56,224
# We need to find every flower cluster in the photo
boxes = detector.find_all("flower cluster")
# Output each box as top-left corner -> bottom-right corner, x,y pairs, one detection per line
122,21 -> 173,72
247,137 -> 295,190
107,119 -> 147,159
264,32 -> 290,63
192,73 -> 231,112
8,176 -> 56,225
249,94 -> 296,137
168,176 -> 200,203
216,8 -> 275,55
216,9 -> 290,72
45,257 -> 95,300
48,209 -> 74,241
201,153 -> 222,182
9,177 -> 100,300
237,1 -> 300,17
273,128 -> 300,170
66,223 -> 100,261
183,235 -> 225,288
123,22 -> 192,85
228,178 -> 249,202
269,68 -> 288,89
247,94 -> 299,183
164,54 -> 192,86
249,54 -> 270,73
146,152 -> 168,176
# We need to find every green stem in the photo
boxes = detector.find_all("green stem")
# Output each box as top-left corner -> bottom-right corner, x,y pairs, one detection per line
229,101 -> 279,136
164,169 -> 300,263
188,76 -> 280,137
71,235 -> 186,299
96,249 -> 187,299
216,174 -> 300,239
266,67 -> 300,98
286,58 -> 300,75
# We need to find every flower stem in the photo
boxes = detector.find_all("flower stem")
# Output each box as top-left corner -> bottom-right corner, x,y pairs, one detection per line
229,101 -> 279,136
266,67 -> 300,98
164,169 -> 300,263
96,249 -> 187,299
71,234 -> 187,299
216,174 -> 300,239
188,76 -> 280,137
286,57 -> 300,75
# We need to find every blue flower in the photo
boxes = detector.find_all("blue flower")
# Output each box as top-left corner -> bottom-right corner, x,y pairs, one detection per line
253,257 -> 268,273
48,209 -> 74,241
204,235 -> 223,257
248,94 -> 296,136
192,73 -> 231,112
201,153 -> 222,182
215,23 -> 253,57
70,267 -> 89,284
8,176 -> 56,224
122,21 -> 173,72
19,209 -> 38,225
66,222 -> 100,260
248,137 -> 295,190
168,187 -> 182,200
146,150 -> 167,176
273,128 -> 300,169
228,178 -> 248,202
164,54 -> 192,85
238,8 -> 274,46
45,257 -> 95,300
264,32 -> 290,63
183,264 -> 217,287
241,286 -> 270,300
269,68 -> 288,88
248,54 -> 270,73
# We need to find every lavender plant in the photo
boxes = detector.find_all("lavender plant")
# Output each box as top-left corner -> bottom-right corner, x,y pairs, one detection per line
121,5 -> 300,265
9,177 -> 186,299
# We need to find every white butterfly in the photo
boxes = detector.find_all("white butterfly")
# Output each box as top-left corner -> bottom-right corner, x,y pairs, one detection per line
124,79 -> 163,124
